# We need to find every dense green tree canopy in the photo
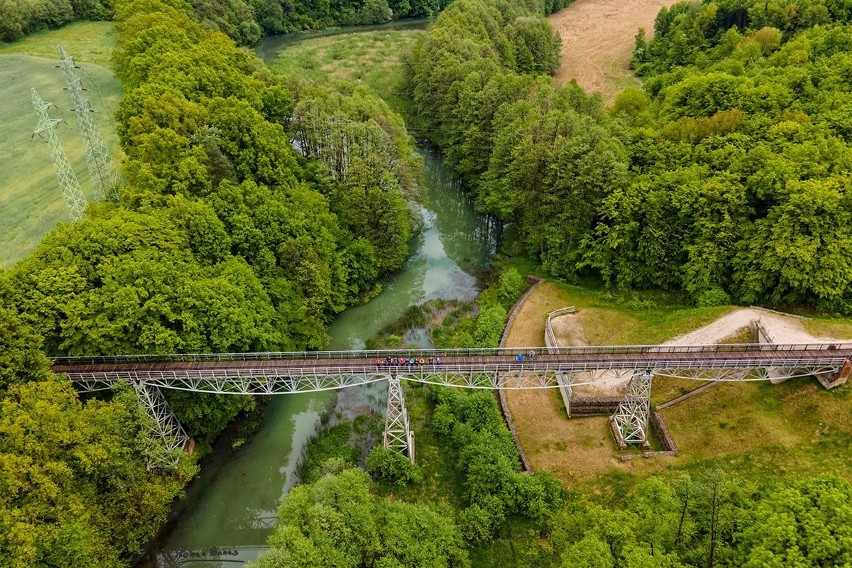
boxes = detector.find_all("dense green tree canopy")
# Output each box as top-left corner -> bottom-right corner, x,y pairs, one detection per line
0,304 -> 192,567
251,468 -> 470,567
406,0 -> 852,312
587,4 -> 852,311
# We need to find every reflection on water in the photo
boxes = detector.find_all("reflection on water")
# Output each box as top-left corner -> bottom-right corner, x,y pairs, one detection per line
328,146 -> 497,351
137,145 -> 495,567
424,149 -> 500,273
136,394 -> 331,567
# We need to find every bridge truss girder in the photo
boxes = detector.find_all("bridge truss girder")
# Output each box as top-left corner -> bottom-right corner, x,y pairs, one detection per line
132,379 -> 190,470
66,360 -> 845,396
383,377 -> 413,460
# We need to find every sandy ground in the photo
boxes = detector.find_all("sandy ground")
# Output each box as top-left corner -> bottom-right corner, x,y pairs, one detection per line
547,0 -> 681,103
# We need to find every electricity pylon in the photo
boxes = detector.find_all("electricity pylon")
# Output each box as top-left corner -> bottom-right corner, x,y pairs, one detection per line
57,45 -> 122,201
32,88 -> 87,222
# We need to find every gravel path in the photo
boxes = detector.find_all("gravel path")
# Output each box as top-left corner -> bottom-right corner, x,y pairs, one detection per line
663,308 -> 841,346
550,307 -> 841,397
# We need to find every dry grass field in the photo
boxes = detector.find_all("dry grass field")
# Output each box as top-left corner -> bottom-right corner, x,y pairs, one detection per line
547,0 -> 681,103
502,280 -> 852,495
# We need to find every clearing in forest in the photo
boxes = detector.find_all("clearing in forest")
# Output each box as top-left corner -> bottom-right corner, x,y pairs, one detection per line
502,280 -> 852,495
547,0 -> 681,103
265,30 -> 423,106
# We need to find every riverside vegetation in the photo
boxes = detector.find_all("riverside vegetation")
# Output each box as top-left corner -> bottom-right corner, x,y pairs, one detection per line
0,0 -> 851,566
1,0 -> 420,562
405,0 -> 852,314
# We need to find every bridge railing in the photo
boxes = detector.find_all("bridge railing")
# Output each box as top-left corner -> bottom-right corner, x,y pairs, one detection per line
545,306 -> 576,353
50,342 -> 852,366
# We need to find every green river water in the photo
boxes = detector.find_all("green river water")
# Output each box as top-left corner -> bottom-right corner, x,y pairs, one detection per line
137,147 -> 497,567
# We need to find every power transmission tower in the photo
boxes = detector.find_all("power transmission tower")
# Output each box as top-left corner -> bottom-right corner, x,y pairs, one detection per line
57,45 -> 122,201
132,379 -> 191,470
31,88 -> 88,222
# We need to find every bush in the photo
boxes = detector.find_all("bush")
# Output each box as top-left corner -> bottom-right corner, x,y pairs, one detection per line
695,287 -> 731,307
366,446 -> 423,487
498,267 -> 526,306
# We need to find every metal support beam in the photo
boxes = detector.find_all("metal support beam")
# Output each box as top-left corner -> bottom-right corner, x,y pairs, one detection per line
383,376 -> 414,461
132,379 -> 190,469
611,369 -> 654,448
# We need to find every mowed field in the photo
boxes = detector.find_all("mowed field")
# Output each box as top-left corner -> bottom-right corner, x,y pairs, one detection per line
0,22 -> 121,267
502,280 -> 852,497
547,0 -> 681,103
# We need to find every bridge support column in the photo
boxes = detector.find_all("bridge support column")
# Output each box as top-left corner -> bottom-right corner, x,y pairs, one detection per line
132,379 -> 191,469
610,370 -> 653,449
816,359 -> 851,389
383,377 -> 414,462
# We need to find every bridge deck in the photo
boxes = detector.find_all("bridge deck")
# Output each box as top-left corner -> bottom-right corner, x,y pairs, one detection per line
52,345 -> 852,376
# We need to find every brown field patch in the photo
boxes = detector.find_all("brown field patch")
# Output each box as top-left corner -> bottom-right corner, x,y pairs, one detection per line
503,281 -> 573,348
547,0 -> 681,103
501,280 -> 852,488
504,282 -> 628,482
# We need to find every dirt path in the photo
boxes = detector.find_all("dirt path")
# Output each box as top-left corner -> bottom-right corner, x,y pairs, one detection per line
547,0 -> 681,103
663,308 -> 844,345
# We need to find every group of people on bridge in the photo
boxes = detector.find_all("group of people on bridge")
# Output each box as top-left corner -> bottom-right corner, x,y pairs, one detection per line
376,356 -> 442,367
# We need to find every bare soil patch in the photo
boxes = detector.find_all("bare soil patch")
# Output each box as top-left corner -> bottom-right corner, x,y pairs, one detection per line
547,0 -> 681,103
550,311 -> 587,346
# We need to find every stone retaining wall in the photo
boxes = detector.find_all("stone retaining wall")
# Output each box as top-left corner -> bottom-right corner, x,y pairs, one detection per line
496,276 -> 543,473
568,397 -> 621,415
650,411 -> 678,454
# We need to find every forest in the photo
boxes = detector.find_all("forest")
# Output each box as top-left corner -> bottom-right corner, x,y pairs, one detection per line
0,0 -> 851,565
405,0 -> 852,314
1,0 -> 420,561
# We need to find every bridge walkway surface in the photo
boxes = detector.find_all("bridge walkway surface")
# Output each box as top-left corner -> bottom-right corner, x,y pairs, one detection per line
52,344 -> 852,394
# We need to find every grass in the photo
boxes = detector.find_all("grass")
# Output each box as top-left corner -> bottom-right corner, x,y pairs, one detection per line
803,316 -> 852,340
0,27 -> 121,268
0,21 -> 117,67
501,277 -> 852,497
266,30 -> 423,107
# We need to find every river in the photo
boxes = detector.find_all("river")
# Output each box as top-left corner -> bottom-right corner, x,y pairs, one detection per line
135,147 -> 497,567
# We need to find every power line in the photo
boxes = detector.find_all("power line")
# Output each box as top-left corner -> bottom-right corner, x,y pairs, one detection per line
57,45 -> 122,201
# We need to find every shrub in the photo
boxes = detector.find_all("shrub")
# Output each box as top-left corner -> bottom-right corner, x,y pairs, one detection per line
366,446 -> 423,487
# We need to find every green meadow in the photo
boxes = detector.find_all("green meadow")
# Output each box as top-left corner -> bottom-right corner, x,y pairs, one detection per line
0,23 -> 121,267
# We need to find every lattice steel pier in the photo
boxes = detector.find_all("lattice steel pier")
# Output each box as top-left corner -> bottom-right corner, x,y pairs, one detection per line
383,376 -> 414,461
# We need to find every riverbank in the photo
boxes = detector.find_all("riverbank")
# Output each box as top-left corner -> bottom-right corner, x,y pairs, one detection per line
136,143 -> 497,567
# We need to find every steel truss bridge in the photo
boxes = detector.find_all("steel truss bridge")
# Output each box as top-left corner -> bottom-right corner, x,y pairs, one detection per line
52,343 -> 852,468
